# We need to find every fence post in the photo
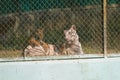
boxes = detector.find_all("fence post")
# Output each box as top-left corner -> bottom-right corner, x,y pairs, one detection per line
103,0 -> 107,58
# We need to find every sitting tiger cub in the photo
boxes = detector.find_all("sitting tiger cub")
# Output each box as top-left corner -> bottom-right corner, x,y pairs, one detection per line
28,29 -> 49,51
24,28 -> 58,56
62,25 -> 84,55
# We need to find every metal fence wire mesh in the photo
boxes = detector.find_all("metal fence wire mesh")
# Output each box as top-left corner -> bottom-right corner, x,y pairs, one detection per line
0,0 -> 120,57
107,1 -> 120,54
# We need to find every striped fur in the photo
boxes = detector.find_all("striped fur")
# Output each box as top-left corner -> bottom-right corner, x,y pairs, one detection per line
23,28 -> 58,56
24,44 -> 58,56
63,25 -> 84,55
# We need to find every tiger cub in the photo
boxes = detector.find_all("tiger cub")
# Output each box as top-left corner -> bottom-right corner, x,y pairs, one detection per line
62,25 -> 84,55
24,28 -> 58,56
29,28 -> 49,51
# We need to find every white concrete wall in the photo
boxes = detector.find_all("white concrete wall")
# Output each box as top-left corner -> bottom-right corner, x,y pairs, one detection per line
0,58 -> 120,80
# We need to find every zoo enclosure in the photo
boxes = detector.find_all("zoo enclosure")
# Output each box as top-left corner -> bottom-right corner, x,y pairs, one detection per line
0,0 -> 120,58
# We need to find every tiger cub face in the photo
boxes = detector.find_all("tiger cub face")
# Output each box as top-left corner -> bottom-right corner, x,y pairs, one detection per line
29,28 -> 44,46
64,25 -> 79,44
63,25 -> 84,55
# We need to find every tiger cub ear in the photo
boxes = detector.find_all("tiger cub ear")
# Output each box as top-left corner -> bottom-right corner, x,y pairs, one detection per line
71,25 -> 76,30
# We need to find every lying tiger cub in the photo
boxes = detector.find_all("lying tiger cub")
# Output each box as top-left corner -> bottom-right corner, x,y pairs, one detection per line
62,25 -> 84,55
24,29 -> 58,57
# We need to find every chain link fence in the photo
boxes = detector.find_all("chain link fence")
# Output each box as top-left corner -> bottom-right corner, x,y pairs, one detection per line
107,1 -> 120,54
0,0 -> 120,58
